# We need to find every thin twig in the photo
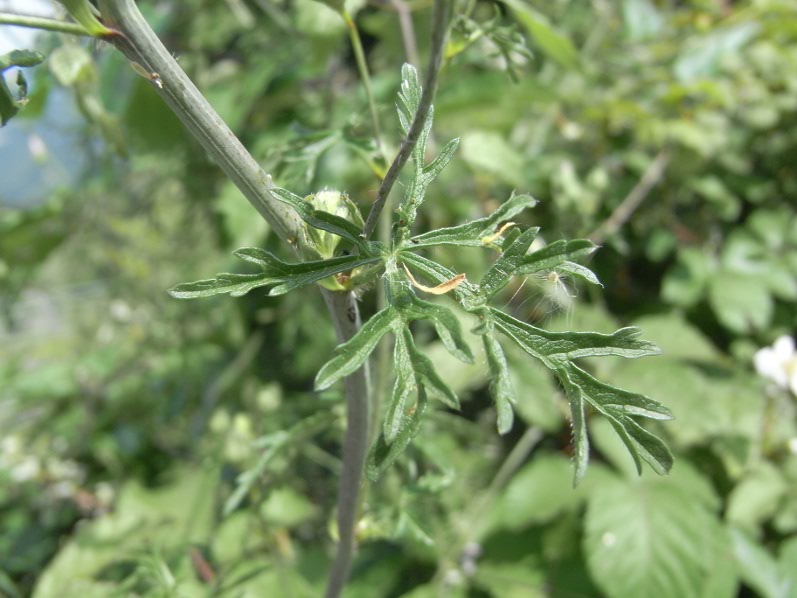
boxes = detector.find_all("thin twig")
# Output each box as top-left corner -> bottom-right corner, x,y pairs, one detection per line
362,0 -> 451,239
589,149 -> 670,245
0,11 -> 89,36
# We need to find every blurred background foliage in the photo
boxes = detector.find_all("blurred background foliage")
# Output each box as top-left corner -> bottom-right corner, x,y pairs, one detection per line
1,0 -> 796,596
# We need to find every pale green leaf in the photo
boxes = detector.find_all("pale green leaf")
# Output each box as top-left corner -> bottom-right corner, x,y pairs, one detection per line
404,329 -> 459,409
499,0 -> 580,69
403,297 -> 474,363
557,261 -> 602,286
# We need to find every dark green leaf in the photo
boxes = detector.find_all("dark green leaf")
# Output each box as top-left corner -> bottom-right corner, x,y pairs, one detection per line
403,297 -> 474,363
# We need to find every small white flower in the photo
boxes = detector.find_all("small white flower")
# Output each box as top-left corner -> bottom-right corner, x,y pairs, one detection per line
754,335 -> 797,395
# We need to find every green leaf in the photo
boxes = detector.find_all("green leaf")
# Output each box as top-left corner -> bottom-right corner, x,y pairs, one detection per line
59,0 -> 116,36
0,50 -> 45,127
169,272 -> 277,298
491,309 -> 660,367
270,187 -> 372,254
169,250 -> 380,298
480,227 -> 541,299
384,330 -> 415,444
516,239 -> 597,277
498,453 -> 582,529
585,473 -> 729,598
491,308 -> 668,481
366,387 -> 428,482
420,137 -> 459,186
403,329 -> 459,409
499,0 -> 580,69
557,261 -> 603,286
407,192 -> 537,249
403,297 -> 474,363
731,527 -> 792,598
708,271 -> 773,333
460,130 -> 524,187
483,334 -> 516,435
315,307 -> 400,390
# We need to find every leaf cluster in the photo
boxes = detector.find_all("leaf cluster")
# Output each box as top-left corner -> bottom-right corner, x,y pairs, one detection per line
172,64 -> 671,485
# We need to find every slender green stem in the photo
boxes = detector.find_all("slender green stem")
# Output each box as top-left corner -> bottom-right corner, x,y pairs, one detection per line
0,12 -> 89,36
96,3 -> 370,597
343,10 -> 386,162
362,0 -> 451,239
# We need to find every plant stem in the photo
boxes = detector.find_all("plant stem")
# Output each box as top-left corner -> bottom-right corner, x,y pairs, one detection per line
343,9 -> 387,162
97,3 -> 371,596
362,0 -> 451,239
0,12 -> 89,36
97,0 -> 302,243
322,291 -> 371,598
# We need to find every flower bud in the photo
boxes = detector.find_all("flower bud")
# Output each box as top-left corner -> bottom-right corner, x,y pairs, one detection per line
302,189 -> 364,260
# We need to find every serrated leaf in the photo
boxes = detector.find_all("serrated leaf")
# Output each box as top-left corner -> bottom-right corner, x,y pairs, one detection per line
315,307 -> 400,390
270,187 -> 372,254
480,227 -> 541,298
403,329 -> 459,409
483,334 -> 516,434
491,309 -> 660,366
366,387 -> 428,482
170,250 -> 380,299
407,192 -> 537,249
585,474 -> 728,598
516,239 -> 597,277
384,331 -> 415,444
419,137 -> 459,185
403,297 -> 473,363
491,308 -> 668,480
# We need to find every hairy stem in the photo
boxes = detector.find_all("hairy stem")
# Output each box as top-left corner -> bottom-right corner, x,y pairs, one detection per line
97,2 -> 370,595
0,11 -> 89,35
323,291 -> 371,598
362,0 -> 451,239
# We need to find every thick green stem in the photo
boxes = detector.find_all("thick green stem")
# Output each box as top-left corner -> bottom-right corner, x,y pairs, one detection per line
0,12 -> 89,36
96,3 -> 370,596
362,0 -> 451,239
